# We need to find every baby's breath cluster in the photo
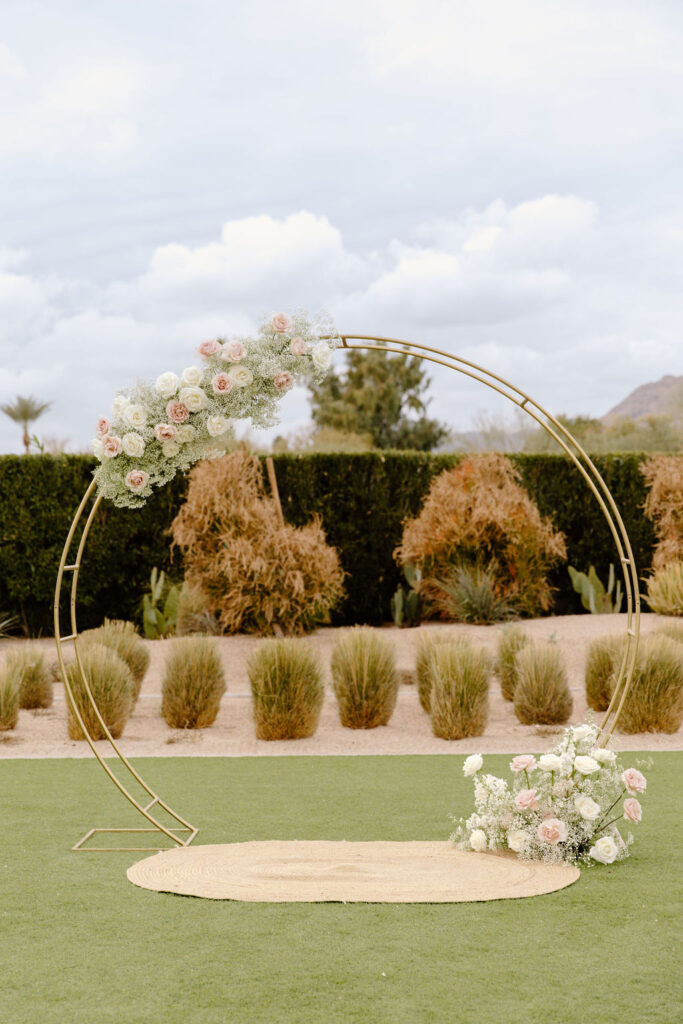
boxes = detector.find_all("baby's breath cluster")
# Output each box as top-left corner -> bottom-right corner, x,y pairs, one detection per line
91,311 -> 340,508
451,721 -> 647,866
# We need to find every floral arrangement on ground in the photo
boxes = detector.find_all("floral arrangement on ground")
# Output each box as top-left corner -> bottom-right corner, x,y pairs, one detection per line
451,721 -> 647,867
91,310 -> 339,508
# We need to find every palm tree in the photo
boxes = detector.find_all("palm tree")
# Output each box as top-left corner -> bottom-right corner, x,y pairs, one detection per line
1,395 -> 52,454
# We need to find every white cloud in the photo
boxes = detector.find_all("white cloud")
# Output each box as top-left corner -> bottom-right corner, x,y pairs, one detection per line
0,42 -> 26,80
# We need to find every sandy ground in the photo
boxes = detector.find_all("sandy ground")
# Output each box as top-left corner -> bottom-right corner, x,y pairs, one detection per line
0,614 -> 680,759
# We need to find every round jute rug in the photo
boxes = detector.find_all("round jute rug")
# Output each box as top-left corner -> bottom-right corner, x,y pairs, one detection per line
126,841 -> 580,902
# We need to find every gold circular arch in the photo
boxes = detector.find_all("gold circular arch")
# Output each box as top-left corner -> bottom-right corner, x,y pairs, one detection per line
54,335 -> 640,851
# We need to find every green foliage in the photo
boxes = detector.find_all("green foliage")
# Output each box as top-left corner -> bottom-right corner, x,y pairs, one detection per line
3,646 -> 53,709
614,635 -> 683,734
427,640 -> 491,740
390,562 -> 423,627
0,452 -> 657,633
80,619 -> 150,701
496,625 -> 530,701
585,634 -> 628,712
524,412 -> 683,454
161,637 -> 226,729
308,348 -> 447,451
568,563 -> 623,614
513,642 -> 573,725
141,567 -> 181,639
431,563 -> 515,624
644,562 -> 683,616
330,627 -> 399,729
0,658 -> 20,729
248,638 -> 324,740
65,642 -> 133,740
0,612 -> 19,637
1,394 -> 52,454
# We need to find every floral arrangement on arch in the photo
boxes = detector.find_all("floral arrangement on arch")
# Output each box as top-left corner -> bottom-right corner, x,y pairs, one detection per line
91,311 -> 339,508
452,721 -> 647,867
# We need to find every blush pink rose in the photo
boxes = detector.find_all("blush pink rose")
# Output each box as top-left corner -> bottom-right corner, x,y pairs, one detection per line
290,336 -> 308,356
125,469 -> 149,492
514,789 -> 539,811
510,755 -> 537,774
166,400 -> 190,424
623,798 -> 642,823
154,423 -> 177,442
537,818 -> 568,845
221,340 -> 246,363
273,370 -> 293,391
621,768 -> 647,794
211,372 -> 234,395
198,339 -> 221,359
102,435 -> 123,458
95,416 -> 110,437
271,312 -> 292,333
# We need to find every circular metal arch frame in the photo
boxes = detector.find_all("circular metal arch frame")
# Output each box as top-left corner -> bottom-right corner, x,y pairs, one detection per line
54,334 -> 640,851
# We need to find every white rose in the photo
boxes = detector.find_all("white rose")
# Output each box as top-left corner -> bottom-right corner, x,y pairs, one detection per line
589,836 -> 619,864
181,366 -> 203,387
592,747 -> 617,764
463,754 -> 483,777
161,440 -> 180,458
179,386 -> 208,412
312,341 -> 332,370
206,414 -> 230,437
469,829 -> 487,852
155,372 -> 180,398
176,424 -> 196,444
507,829 -> 528,853
123,404 -> 147,429
538,754 -> 562,772
574,755 -> 600,775
574,795 -> 601,821
228,365 -> 253,388
112,394 -> 130,418
122,432 -> 145,457
572,724 -> 597,743
92,438 -> 104,459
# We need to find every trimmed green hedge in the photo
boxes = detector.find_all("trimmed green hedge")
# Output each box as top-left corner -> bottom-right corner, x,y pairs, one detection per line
0,453 -> 655,636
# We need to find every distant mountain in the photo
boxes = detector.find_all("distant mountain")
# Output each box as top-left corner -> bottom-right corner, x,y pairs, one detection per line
602,375 -> 683,423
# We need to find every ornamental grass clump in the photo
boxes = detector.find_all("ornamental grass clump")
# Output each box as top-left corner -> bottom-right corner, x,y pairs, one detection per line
3,646 -> 53,709
415,630 -> 465,713
161,637 -> 226,729
430,564 -> 514,625
248,639 -> 323,740
330,628 -> 399,729
644,562 -> 683,617
614,635 -> 683,734
65,643 -> 133,741
0,662 -> 20,730
513,642 -> 572,725
170,451 -> 345,636
428,640 -> 490,740
655,620 -> 683,645
395,454 -> 566,619
585,634 -> 628,712
81,619 -> 150,701
496,625 -> 530,702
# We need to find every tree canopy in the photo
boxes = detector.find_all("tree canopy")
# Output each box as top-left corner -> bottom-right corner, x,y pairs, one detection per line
308,348 -> 447,451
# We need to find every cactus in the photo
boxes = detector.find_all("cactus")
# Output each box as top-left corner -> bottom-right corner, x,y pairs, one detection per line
391,563 -> 423,627
141,567 -> 181,639
568,564 -> 623,614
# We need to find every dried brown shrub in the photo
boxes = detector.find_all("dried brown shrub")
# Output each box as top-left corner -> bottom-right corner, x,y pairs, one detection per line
395,455 -> 566,618
641,455 -> 683,569
170,452 -> 345,635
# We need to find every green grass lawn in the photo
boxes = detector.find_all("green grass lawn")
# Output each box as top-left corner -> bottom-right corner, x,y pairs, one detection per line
2,753 -> 681,1024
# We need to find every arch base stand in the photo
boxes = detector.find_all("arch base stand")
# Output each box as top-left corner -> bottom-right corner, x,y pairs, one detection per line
73,825 -> 198,853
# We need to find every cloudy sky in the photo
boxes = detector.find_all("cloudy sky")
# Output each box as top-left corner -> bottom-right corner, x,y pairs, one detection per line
1,0 -> 682,453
